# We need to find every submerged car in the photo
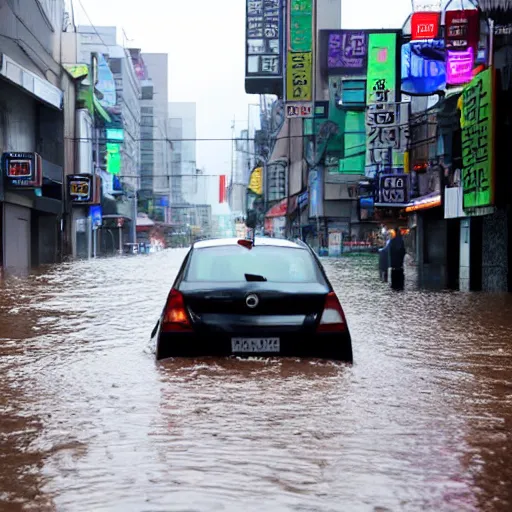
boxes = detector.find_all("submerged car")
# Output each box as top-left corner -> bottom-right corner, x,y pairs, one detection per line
152,237 -> 353,362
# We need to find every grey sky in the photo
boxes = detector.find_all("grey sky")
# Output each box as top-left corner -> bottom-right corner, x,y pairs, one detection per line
76,0 -> 411,178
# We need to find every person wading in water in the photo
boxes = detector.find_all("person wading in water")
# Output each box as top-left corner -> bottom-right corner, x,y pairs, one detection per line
388,227 -> 406,290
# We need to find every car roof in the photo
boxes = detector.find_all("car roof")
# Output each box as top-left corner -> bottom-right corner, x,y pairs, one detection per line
192,237 -> 306,250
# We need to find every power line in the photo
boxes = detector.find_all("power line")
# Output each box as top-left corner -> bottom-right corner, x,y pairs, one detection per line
75,0 -> 110,49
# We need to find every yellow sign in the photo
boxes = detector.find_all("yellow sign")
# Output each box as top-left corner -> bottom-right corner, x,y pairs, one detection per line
248,167 -> 263,195
70,180 -> 90,197
286,52 -> 312,102
63,64 -> 89,80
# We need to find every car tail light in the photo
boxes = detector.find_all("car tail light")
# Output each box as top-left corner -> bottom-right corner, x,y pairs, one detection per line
317,292 -> 347,332
161,289 -> 192,332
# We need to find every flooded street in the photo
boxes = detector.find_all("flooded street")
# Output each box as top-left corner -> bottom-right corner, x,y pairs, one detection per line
1,250 -> 512,512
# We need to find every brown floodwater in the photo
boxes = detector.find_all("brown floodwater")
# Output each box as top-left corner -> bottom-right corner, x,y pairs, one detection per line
1,250 -> 512,512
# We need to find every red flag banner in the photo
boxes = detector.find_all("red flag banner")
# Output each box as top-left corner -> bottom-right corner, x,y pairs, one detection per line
219,174 -> 226,203
411,12 -> 440,40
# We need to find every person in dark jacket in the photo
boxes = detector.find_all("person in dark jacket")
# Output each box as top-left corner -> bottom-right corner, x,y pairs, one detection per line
388,228 -> 406,290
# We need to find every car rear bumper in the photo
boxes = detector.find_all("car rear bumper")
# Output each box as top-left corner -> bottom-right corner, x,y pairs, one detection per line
156,330 -> 353,362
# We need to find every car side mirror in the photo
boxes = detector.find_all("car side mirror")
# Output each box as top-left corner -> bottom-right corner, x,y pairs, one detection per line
246,210 -> 257,229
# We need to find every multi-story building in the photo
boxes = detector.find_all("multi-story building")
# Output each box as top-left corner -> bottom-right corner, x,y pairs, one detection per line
142,54 -> 171,201
0,0 -> 72,272
77,27 -> 141,194
169,102 -> 197,204
168,117 -> 184,205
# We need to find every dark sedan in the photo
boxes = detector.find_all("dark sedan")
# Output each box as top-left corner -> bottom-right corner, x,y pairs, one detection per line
152,237 -> 353,362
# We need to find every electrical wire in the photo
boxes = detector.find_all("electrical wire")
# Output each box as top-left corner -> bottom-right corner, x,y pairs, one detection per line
75,0 -> 110,49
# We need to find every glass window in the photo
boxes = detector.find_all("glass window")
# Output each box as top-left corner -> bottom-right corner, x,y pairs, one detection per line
186,246 -> 321,283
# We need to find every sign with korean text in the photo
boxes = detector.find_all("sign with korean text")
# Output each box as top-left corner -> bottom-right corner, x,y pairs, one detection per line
289,0 -> 313,52
411,12 -> 440,40
286,102 -> 313,118
461,68 -> 494,209
365,33 -> 399,169
324,30 -> 368,76
286,51 -> 312,101
245,0 -> 283,95
2,152 -> 43,189
445,10 -> 479,51
378,174 -> 409,205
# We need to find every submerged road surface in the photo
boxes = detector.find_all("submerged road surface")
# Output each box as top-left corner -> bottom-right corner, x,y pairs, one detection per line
1,250 -> 512,512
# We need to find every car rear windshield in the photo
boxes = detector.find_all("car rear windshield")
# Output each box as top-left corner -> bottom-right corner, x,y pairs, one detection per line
185,245 -> 321,283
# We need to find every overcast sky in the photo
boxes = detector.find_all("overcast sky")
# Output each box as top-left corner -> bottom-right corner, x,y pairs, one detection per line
76,0 -> 411,182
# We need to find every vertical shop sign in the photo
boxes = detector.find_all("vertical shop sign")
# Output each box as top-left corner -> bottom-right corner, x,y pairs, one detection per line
289,0 -> 313,51
286,0 -> 313,102
365,33 -> 399,169
461,68 -> 494,209
246,0 -> 283,92
447,47 -> 475,85
286,51 -> 312,101
326,30 -> 368,75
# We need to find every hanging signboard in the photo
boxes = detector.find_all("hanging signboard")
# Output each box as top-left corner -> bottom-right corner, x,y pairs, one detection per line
411,12 -> 441,41
286,0 -> 313,103
377,174 -> 409,206
248,167 -> 263,195
445,10 -> 480,51
321,30 -> 369,76
461,68 -> 495,210
401,40 -> 446,95
245,0 -> 284,95
446,47 -> 475,85
286,51 -> 313,101
288,0 -> 313,52
3,152 -> 43,189
68,174 -> 101,205
286,102 -> 313,118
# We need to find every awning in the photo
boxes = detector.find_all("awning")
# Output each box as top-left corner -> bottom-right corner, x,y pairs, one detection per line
405,192 -> 442,213
0,50 -> 63,110
265,195 -> 298,218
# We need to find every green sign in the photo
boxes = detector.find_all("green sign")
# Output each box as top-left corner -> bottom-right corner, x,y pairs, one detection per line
289,0 -> 313,52
106,143 -> 121,175
461,68 -> 494,209
366,33 -> 397,105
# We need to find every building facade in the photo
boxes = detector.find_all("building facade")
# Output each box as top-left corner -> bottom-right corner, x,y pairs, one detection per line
0,0 -> 69,273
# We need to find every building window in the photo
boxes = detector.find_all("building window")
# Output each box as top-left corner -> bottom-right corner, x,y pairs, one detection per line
341,80 -> 366,106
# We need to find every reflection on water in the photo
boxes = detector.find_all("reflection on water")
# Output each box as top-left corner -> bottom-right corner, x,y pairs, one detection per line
0,250 -> 512,511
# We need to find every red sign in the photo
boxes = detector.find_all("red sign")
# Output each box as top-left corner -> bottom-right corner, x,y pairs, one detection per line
445,10 -> 479,51
411,12 -> 440,40
219,174 -> 226,203
3,152 -> 43,188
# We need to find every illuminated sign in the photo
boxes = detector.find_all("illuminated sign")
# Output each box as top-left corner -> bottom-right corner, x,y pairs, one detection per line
286,103 -> 313,118
106,128 -> 124,142
401,40 -> 446,95
446,47 -> 475,85
68,174 -> 101,205
411,11 -> 440,40
461,68 -> 495,209
323,30 -> 368,76
2,152 -> 43,188
445,10 -> 479,51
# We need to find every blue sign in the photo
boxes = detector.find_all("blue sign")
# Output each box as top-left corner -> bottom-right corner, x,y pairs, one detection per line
90,205 -> 103,228
97,54 -> 116,108
308,166 -> 324,218
298,190 -> 309,209
401,40 -> 446,96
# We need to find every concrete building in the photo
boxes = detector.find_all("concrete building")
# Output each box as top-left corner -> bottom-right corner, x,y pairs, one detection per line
0,0 -> 70,273
142,54 -> 171,199
77,26 -> 141,196
168,117 -> 184,204
169,102 -> 197,204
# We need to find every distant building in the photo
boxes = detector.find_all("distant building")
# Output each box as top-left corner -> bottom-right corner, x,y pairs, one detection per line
169,102 -> 197,204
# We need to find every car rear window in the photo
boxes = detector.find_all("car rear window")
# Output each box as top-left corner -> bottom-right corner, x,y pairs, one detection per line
185,245 -> 321,283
